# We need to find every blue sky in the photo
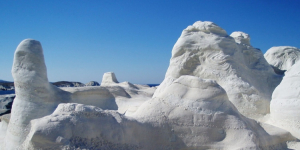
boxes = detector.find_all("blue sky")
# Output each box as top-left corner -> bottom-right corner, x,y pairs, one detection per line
1,0 -> 300,84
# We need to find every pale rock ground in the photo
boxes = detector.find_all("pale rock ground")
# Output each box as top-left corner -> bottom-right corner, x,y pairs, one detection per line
61,73 -> 156,115
154,21 -> 282,120
1,21 -> 300,149
264,46 -> 300,75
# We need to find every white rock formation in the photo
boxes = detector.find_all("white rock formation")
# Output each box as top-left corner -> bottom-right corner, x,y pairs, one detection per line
18,76 -> 291,149
264,46 -> 300,74
2,39 -> 156,149
4,39 -> 72,150
3,21 -> 300,149
269,60 -> 300,139
154,21 -> 282,120
101,72 -> 119,86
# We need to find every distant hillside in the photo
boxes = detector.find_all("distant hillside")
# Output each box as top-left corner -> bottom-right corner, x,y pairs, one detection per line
0,80 -> 10,83
0,82 -> 14,91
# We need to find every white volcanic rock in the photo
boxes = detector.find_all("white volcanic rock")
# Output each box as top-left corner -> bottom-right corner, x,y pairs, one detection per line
154,21 -> 282,120
269,60 -> 300,139
264,46 -> 300,74
3,22 -> 298,149
101,72 -> 119,86
22,76 -> 291,149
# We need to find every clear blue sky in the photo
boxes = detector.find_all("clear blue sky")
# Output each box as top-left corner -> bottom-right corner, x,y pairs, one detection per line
1,0 -> 299,84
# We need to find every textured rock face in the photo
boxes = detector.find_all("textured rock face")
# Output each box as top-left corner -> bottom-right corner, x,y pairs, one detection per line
22,103 -> 185,150
264,46 -> 300,75
154,21 -> 281,120
85,81 -> 100,86
270,60 -> 300,139
101,72 -> 119,86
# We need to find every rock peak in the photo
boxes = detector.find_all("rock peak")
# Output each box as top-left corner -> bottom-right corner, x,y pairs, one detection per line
12,39 -> 48,85
185,21 -> 227,36
230,31 -> 250,45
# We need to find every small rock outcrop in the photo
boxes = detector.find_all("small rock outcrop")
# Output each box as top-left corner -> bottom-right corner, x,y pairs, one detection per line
264,46 -> 300,75
101,72 -> 119,86
85,81 -> 100,86
230,31 -> 250,45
